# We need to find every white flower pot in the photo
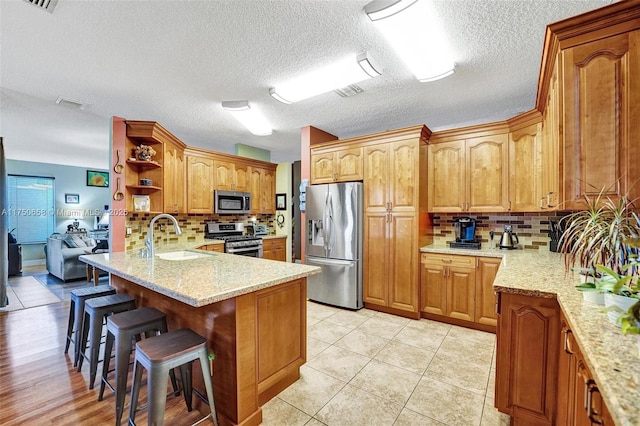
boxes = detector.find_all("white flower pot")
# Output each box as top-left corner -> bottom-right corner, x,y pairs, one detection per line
603,293 -> 638,327
582,291 -> 605,305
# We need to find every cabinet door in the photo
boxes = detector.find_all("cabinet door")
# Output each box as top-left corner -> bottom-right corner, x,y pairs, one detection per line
163,144 -> 185,214
509,124 -> 542,212
186,156 -> 214,213
562,31 -> 640,208
475,257 -> 500,326
389,140 -> 418,212
213,159 -> 234,191
466,134 -> 509,212
363,144 -> 389,212
446,266 -> 475,321
495,292 -> 560,425
388,212 -> 418,313
261,168 -> 275,214
428,141 -> 465,212
557,311 -> 577,426
336,147 -> 363,182
249,167 -> 262,214
541,60 -> 561,210
310,152 -> 336,184
234,163 -> 249,192
363,213 -> 389,306
420,262 -> 447,316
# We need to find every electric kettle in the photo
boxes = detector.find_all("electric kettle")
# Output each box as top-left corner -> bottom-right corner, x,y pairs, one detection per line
499,225 -> 519,250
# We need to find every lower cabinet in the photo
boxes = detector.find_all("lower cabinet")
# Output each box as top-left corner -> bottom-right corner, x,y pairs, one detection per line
198,243 -> 224,253
495,292 -> 560,425
558,311 -> 615,426
420,253 -> 499,330
263,237 -> 286,262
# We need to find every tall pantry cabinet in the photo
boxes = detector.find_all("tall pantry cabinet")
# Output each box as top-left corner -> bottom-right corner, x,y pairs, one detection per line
361,126 -> 431,319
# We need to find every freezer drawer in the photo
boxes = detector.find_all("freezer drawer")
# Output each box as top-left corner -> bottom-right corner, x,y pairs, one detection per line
305,256 -> 362,310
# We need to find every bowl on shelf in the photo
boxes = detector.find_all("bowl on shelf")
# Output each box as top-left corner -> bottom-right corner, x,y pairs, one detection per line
140,178 -> 153,186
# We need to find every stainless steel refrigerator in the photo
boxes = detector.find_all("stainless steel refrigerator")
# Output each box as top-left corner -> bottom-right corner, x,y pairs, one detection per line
305,182 -> 363,309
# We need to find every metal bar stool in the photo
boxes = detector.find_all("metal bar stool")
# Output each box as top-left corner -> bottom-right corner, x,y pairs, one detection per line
65,285 -> 116,367
76,294 -> 137,389
128,328 -> 218,426
98,307 -> 179,426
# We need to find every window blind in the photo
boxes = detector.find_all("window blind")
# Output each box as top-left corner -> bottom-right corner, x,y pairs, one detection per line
7,175 -> 56,243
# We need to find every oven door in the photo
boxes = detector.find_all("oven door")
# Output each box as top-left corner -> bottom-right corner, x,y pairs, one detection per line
226,245 -> 263,258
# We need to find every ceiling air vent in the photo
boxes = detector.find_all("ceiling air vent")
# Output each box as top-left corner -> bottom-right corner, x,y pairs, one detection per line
334,84 -> 364,98
23,0 -> 59,13
55,96 -> 88,110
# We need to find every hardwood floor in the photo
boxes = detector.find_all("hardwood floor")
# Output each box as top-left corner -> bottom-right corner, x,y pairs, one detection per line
0,297 -> 212,425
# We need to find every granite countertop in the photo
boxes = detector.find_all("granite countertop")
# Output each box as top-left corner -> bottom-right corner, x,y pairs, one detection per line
80,245 -> 320,308
421,244 -> 640,426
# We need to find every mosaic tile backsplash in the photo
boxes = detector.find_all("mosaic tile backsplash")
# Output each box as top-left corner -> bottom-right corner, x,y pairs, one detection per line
125,213 -> 274,252
432,212 -> 569,251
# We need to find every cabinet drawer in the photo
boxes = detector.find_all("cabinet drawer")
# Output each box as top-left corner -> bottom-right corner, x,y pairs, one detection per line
421,253 -> 475,268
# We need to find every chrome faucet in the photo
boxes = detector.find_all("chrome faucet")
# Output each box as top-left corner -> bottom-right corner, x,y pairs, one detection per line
145,213 -> 182,258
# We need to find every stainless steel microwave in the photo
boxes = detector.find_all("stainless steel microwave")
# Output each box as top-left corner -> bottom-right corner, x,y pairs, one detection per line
213,190 -> 251,214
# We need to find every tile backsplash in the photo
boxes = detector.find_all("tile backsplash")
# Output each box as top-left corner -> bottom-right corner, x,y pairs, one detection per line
124,213 -> 274,252
432,212 -> 568,251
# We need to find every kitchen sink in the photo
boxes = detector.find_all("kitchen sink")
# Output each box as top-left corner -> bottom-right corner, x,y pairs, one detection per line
155,250 -> 211,261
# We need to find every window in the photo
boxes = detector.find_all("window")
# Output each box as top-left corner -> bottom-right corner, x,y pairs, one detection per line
7,175 -> 55,243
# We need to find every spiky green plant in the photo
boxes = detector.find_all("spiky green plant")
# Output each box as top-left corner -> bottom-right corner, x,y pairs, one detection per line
559,187 -> 639,275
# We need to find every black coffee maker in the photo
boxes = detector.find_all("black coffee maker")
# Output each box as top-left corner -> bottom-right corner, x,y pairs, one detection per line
451,217 -> 481,249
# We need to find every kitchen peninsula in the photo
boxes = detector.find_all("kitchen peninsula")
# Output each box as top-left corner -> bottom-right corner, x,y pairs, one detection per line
80,250 -> 320,426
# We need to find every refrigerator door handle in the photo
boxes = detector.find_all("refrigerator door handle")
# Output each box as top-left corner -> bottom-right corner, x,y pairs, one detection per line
323,191 -> 330,254
326,191 -> 334,257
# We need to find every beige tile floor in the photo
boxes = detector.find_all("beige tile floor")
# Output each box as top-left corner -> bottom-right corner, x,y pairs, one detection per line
262,301 -> 511,426
0,275 -> 61,311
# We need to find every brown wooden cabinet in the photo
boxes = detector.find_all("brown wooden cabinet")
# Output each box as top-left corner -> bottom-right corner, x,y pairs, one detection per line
495,292 -> 560,425
558,311 -> 615,426
310,146 -> 363,184
198,243 -> 224,253
186,155 -> 214,214
540,60 -> 561,211
248,166 -> 275,215
363,138 -> 422,317
420,253 -> 499,330
475,256 -> 500,326
509,122 -> 542,212
428,130 -> 509,213
213,159 -> 249,192
562,30 -> 640,209
263,237 -> 286,261
163,140 -> 186,214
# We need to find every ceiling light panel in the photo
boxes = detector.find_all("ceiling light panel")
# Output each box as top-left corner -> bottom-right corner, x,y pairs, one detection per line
366,0 -> 455,82
221,101 -> 272,136
270,53 -> 380,104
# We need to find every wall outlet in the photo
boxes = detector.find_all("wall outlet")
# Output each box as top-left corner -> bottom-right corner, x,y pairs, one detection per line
126,227 -> 132,235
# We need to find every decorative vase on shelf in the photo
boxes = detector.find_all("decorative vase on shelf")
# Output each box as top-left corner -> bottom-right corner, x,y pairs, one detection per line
137,153 -> 151,161
134,144 -> 156,162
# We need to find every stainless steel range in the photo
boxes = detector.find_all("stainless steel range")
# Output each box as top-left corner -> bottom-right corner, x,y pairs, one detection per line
204,222 -> 263,258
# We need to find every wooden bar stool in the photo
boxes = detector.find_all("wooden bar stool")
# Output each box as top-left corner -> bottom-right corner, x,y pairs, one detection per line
65,285 -> 116,367
98,307 -> 178,426
128,328 -> 218,426
76,294 -> 136,389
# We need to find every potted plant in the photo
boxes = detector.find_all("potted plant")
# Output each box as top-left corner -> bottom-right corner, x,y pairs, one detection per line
593,263 -> 640,325
559,186 -> 639,304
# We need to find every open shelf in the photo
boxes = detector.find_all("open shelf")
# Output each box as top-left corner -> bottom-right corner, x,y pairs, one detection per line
126,160 -> 162,168
126,185 -> 162,191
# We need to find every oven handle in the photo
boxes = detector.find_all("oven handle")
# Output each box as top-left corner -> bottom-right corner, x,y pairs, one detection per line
226,246 -> 262,254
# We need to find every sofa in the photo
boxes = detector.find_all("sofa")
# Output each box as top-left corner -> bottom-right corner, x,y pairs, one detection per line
45,233 -> 98,282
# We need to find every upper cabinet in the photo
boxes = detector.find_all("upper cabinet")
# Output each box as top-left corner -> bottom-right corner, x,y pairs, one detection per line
163,139 -> 186,214
186,154 -> 214,214
508,115 -> 544,212
562,31 -> 640,208
535,2 -> 640,210
213,159 -> 249,192
428,127 -> 509,213
249,165 -> 275,215
310,146 -> 363,184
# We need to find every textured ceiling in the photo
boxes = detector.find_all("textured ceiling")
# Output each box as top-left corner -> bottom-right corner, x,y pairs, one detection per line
0,0 -> 612,169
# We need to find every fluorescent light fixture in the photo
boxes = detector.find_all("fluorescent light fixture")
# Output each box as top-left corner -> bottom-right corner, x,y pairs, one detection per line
221,101 -> 272,136
269,53 -> 380,104
365,0 -> 455,82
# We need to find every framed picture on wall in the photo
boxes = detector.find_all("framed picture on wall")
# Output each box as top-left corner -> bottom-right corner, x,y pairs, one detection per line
65,193 -> 80,204
276,193 -> 287,210
87,170 -> 109,187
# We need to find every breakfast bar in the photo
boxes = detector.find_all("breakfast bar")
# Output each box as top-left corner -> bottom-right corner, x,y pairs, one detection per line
80,250 -> 320,426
